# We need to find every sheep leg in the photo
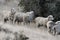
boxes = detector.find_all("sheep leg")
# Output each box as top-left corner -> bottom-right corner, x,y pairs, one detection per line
48,29 -> 51,33
52,28 -> 56,36
48,27 -> 52,33
45,25 -> 47,28
13,16 -> 16,24
23,17 -> 27,25
13,19 -> 15,24
18,21 -> 21,25
36,22 -> 39,27
30,21 -> 31,26
23,20 -> 26,25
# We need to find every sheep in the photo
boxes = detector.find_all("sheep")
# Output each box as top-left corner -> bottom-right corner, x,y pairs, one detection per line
9,8 -> 16,22
13,12 -> 25,24
46,21 -> 55,33
13,12 -> 29,24
35,15 -> 54,27
23,11 -> 34,24
47,21 -> 60,35
55,21 -> 60,25
3,8 -> 16,23
51,24 -> 60,35
13,11 -> 34,25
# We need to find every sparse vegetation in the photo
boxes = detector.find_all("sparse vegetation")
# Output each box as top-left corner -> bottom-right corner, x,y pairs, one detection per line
0,25 -> 29,40
1,0 -> 60,40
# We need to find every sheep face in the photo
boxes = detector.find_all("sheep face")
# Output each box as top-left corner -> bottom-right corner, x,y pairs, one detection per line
48,15 -> 54,21
47,21 -> 55,33
55,21 -> 60,25
29,11 -> 34,21
11,8 -> 16,14
29,11 -> 34,16
30,11 -> 34,14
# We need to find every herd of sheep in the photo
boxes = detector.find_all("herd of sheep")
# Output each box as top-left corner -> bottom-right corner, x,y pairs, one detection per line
3,8 -> 60,36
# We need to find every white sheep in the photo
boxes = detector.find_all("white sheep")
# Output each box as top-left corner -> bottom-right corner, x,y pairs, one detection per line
23,11 -> 34,24
13,12 -> 25,24
3,8 -> 16,23
13,11 -> 34,25
9,8 -> 16,21
47,21 -> 60,35
35,15 -> 54,27
55,21 -> 60,25
51,24 -> 60,35
46,21 -> 55,33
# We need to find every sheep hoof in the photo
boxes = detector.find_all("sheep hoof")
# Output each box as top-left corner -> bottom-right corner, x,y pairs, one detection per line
38,24 -> 42,27
58,33 -> 60,35
45,26 -> 47,28
52,31 -> 56,36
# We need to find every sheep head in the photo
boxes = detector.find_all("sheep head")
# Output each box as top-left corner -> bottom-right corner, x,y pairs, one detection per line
48,15 -> 54,21
55,21 -> 60,25
11,8 -> 16,14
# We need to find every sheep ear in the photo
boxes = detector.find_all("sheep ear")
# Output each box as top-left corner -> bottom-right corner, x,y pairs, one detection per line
48,15 -> 51,20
